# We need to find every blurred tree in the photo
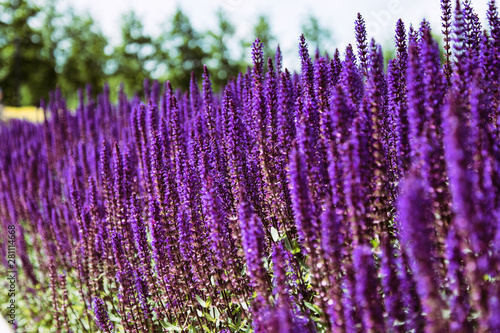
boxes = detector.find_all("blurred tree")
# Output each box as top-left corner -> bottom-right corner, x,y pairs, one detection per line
110,11 -> 157,97
57,10 -> 109,101
158,8 -> 208,91
0,3 -> 313,104
206,9 -> 243,90
0,0 -> 57,106
252,15 -> 276,61
301,15 -> 333,56
41,0 -> 60,69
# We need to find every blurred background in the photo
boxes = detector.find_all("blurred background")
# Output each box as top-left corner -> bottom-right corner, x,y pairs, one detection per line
0,0 -> 491,109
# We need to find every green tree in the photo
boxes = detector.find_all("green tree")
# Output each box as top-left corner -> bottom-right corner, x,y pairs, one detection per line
239,15 -> 276,67
110,11 -> 157,97
158,8 -> 208,91
57,10 -> 109,102
0,0 -> 56,106
41,0 -> 60,71
206,9 -> 242,90
301,15 -> 333,55
252,15 -> 276,61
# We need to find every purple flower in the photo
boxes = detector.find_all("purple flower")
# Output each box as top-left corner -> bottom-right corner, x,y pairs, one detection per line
355,13 -> 368,76
353,245 -> 385,332
451,0 -> 468,97
441,0 -> 453,82
133,269 -> 152,320
288,144 -> 318,255
445,226 -> 474,332
330,48 -> 342,85
398,173 -> 448,332
92,297 -> 114,333
380,236 -> 405,331
339,44 -> 363,111
238,197 -> 269,296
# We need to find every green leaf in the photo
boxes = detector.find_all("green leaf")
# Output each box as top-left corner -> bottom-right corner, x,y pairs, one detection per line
213,306 -> 220,320
284,236 -> 293,252
93,272 -> 106,282
108,314 -> 122,323
244,321 -> 252,333
205,296 -> 212,308
231,306 -> 240,316
291,239 -> 301,254
160,320 -> 182,332
204,312 -> 216,322
196,294 -> 207,308
297,257 -> 309,270
271,227 -> 280,242
104,280 -> 110,294
304,301 -> 322,315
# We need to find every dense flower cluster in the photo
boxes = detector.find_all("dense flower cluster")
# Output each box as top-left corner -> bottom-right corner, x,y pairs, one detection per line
1,0 -> 500,332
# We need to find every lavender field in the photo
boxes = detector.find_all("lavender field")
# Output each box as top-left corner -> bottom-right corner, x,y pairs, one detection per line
1,0 -> 500,332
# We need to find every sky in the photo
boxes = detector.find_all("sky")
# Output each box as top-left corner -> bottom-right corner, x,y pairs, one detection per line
62,0 -> 491,71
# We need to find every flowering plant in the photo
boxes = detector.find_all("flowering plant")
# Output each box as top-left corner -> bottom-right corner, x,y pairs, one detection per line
1,1 -> 500,332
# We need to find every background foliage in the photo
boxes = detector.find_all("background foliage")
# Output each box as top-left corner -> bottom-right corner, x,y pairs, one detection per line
0,0 -> 332,106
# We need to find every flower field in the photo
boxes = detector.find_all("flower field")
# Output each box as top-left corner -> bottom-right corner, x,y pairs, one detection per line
1,0 -> 500,332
